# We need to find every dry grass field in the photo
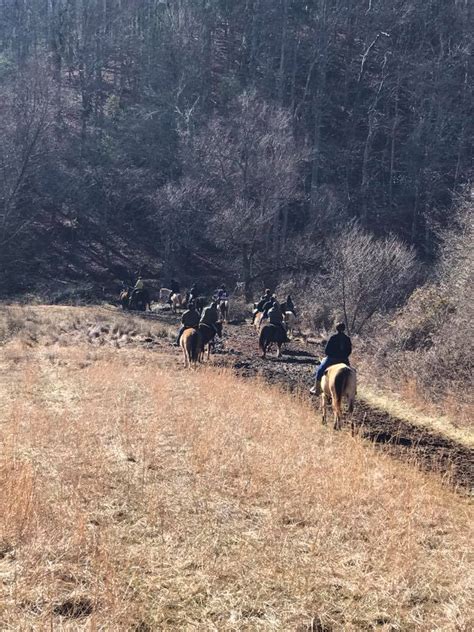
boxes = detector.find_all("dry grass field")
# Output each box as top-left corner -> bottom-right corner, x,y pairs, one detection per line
1,306 -> 473,630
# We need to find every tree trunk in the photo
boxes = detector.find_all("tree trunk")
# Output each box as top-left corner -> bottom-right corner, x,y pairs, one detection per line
242,245 -> 252,302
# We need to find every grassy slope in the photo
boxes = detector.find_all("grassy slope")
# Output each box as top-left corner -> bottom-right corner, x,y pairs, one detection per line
1,306 -> 473,630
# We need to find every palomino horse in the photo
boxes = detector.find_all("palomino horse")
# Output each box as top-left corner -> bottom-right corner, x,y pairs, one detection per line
253,311 -> 264,332
218,300 -> 229,322
198,321 -> 223,360
284,311 -> 296,337
321,363 -> 357,430
258,324 -> 288,359
180,328 -> 202,368
170,292 -> 184,313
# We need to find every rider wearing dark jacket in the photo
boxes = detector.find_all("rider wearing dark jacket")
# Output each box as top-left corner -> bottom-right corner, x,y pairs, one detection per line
262,296 -> 276,318
188,284 -> 199,304
325,327 -> 352,360
170,279 -> 180,294
200,302 -> 219,328
256,290 -> 272,312
176,303 -> 200,345
251,289 -> 272,323
285,295 -> 296,317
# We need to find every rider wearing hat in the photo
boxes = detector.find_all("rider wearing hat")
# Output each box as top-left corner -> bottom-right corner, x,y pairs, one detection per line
251,289 -> 272,323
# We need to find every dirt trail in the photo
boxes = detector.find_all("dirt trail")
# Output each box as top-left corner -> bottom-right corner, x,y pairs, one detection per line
139,309 -> 473,492
29,304 -> 473,492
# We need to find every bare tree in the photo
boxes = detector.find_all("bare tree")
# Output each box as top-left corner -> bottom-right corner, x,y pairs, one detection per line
325,224 -> 418,335
0,60 -> 52,253
185,92 -> 306,298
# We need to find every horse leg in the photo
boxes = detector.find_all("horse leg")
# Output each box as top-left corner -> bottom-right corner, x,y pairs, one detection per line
321,393 -> 327,425
276,343 -> 282,358
332,388 -> 342,430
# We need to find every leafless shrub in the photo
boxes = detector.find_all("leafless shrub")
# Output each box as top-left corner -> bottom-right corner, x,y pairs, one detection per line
327,224 -> 419,335
368,191 -> 474,419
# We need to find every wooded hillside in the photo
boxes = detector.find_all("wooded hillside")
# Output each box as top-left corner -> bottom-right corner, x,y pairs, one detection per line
0,0 -> 472,294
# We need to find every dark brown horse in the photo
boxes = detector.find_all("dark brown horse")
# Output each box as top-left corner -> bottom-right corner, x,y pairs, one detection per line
198,321 -> 223,360
258,324 -> 289,359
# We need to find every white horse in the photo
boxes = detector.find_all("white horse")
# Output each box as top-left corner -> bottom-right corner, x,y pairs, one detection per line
170,292 -> 184,313
284,311 -> 296,337
159,287 -> 172,302
219,299 -> 229,322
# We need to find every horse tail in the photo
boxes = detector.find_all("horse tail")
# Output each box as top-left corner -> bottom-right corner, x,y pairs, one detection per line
258,327 -> 266,353
334,366 -> 351,410
190,331 -> 201,363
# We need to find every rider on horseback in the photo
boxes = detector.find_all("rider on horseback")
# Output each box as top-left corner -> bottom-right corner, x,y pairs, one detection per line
284,294 -> 296,317
134,277 -> 144,290
267,301 -> 290,341
251,289 -> 272,323
176,302 -> 200,346
187,283 -> 199,306
215,285 -> 229,301
200,300 -> 219,335
130,276 -> 148,309
168,279 -> 180,304
262,295 -> 277,319
310,323 -> 352,395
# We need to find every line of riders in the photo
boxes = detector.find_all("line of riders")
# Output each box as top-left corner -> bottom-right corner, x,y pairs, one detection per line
120,278 -> 354,417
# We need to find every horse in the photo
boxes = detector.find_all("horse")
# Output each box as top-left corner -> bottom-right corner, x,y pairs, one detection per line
258,323 -> 288,359
321,363 -> 357,430
284,311 -> 296,337
198,321 -> 223,360
129,288 -> 151,311
253,311 -> 264,332
159,287 -> 172,303
218,299 -> 229,322
180,328 -> 202,368
119,287 -> 131,309
170,292 -> 184,313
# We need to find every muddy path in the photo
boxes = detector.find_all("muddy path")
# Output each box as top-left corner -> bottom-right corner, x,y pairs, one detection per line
118,307 -> 474,492
214,319 -> 473,492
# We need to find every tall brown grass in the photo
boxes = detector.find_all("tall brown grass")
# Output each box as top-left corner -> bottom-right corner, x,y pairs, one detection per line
1,324 -> 472,630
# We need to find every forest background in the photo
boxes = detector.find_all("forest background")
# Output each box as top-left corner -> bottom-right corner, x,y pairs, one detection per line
0,0 -> 472,417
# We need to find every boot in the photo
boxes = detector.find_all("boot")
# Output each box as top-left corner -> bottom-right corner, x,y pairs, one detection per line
309,381 -> 321,396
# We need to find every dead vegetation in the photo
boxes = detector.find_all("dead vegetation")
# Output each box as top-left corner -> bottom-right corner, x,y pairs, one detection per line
0,304 -> 174,350
1,309 -> 473,630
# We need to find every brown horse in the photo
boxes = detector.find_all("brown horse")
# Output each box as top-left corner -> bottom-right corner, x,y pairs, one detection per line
321,363 -> 357,430
119,288 -> 131,309
198,321 -> 223,360
180,328 -> 202,368
258,323 -> 288,359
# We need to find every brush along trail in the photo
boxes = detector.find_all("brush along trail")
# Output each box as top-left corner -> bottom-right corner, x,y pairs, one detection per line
138,307 -> 473,492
